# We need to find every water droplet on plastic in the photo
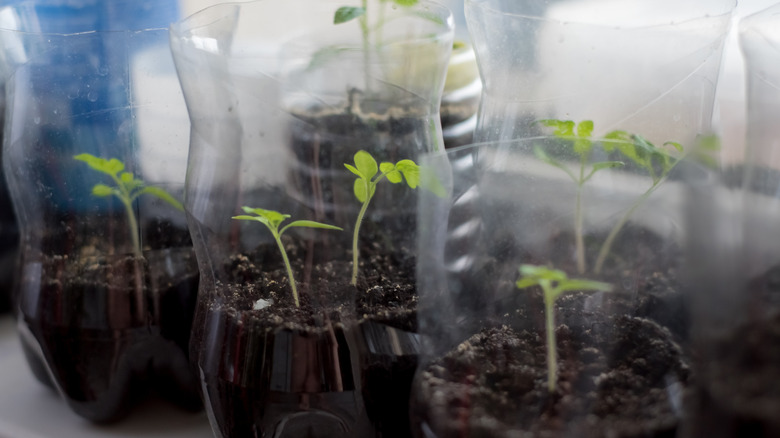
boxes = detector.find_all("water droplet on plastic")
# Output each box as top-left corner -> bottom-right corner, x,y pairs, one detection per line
87,91 -> 98,102
391,3 -> 397,9
673,114 -> 681,122
33,117 -> 40,124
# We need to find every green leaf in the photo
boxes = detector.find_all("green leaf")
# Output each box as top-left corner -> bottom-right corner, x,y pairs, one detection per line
74,153 -> 125,176
558,279 -> 612,293
353,150 -> 378,179
385,169 -> 403,183
519,265 -> 570,283
534,145 -> 578,183
537,119 -> 575,138
91,184 -> 114,197
411,9 -> 445,24
345,163 -> 364,178
379,162 -> 396,175
419,166 -> 448,198
396,159 -> 420,188
573,138 -> 593,155
120,172 -> 134,183
516,277 -> 540,289
393,0 -> 418,5
284,220 -> 343,231
138,186 -> 184,211
307,46 -> 349,72
334,6 -> 365,24
239,206 -> 289,229
354,179 -> 368,203
576,120 -> 594,138
592,161 -> 624,171
664,141 -> 684,154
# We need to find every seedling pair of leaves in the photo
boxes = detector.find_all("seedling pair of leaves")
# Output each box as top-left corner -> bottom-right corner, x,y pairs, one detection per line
232,207 -> 342,308
234,150 -> 445,307
536,119 -> 685,274
74,153 -> 183,257
345,150 -> 431,285
516,264 -> 612,393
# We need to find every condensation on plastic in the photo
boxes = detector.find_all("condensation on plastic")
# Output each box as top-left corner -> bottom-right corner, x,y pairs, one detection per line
171,1 -> 453,436
0,0 -> 198,422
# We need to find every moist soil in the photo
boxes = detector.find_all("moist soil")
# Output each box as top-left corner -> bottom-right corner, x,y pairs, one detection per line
17,218 -> 200,423
194,227 -> 420,438
413,226 -> 690,438
686,310 -> 780,437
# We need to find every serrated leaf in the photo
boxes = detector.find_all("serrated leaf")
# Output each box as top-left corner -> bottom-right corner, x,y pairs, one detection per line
91,184 -> 114,197
138,186 -> 183,211
576,120 -> 594,138
354,179 -> 368,203
538,119 -> 575,138
334,6 -> 365,24
396,159 -> 420,188
353,150 -> 378,179
74,153 -> 125,176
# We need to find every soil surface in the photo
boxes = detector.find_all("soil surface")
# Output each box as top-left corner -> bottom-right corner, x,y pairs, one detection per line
686,310 -> 780,437
194,222 -> 421,438
413,225 -> 689,438
17,219 -> 200,422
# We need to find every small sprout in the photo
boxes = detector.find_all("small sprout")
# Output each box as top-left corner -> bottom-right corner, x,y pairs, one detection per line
516,264 -> 612,393
536,119 -> 623,273
74,153 -> 183,257
345,150 -> 445,286
328,0 -> 425,91
232,207 -> 342,307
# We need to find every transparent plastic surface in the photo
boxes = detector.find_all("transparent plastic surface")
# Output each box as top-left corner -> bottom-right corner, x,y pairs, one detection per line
0,81 -> 15,314
0,1 -> 198,422
414,136 -> 695,437
682,6 -> 780,436
170,1 -> 453,436
465,0 -> 735,146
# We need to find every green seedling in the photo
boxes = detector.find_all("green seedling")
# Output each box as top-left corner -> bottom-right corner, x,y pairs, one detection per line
535,119 -> 624,274
331,0 -> 443,92
593,131 -> 685,273
344,150 -> 445,286
74,153 -> 183,257
232,207 -> 342,307
516,264 -> 612,393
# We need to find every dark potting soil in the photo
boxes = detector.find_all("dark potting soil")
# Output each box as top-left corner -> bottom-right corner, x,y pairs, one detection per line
415,316 -> 688,438
194,230 -> 420,438
17,219 -> 200,422
686,310 -> 780,437
413,225 -> 689,438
